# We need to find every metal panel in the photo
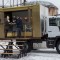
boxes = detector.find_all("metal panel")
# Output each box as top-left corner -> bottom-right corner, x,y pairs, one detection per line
0,24 -> 5,38
0,6 -> 32,12
32,5 -> 42,38
0,12 -> 4,23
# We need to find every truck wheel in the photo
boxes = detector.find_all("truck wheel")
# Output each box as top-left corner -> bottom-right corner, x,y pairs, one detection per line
24,41 -> 33,52
23,43 -> 28,52
28,41 -> 33,52
56,41 -> 60,54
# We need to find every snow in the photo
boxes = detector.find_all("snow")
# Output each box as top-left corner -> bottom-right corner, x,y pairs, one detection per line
0,48 -> 59,60
0,41 -> 60,60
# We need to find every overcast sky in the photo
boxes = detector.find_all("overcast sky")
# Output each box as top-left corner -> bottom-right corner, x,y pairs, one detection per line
27,0 -> 60,14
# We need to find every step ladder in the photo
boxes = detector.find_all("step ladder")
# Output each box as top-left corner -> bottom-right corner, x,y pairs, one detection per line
0,40 -> 27,58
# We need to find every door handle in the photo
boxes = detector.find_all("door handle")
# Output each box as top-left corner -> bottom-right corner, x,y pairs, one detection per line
48,31 -> 52,32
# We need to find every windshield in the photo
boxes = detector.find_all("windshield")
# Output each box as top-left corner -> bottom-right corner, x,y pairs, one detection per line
49,18 -> 57,26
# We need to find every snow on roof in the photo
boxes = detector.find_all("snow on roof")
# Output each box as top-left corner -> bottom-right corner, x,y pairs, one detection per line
40,1 -> 58,9
25,1 -> 58,9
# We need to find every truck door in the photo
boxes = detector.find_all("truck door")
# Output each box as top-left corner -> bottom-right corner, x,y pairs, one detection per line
47,18 -> 59,37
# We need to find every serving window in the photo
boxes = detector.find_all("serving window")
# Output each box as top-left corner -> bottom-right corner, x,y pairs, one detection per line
4,9 -> 33,38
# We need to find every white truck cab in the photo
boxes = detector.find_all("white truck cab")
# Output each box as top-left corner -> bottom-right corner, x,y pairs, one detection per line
46,16 -> 60,38
43,16 -> 60,54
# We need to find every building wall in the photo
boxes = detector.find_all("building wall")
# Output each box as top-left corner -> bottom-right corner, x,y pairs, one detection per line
48,7 -> 58,16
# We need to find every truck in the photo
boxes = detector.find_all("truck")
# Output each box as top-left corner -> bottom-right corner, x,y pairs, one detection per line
0,2 -> 60,56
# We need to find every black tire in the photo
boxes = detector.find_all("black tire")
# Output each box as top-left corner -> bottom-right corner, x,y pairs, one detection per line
23,43 -> 28,52
23,41 -> 33,52
56,41 -> 60,54
16,40 -> 33,52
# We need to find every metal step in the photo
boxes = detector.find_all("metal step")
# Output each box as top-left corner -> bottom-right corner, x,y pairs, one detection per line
0,49 -> 22,50
0,53 -> 20,54
47,39 -> 54,48
0,40 -> 27,58
1,45 -> 23,46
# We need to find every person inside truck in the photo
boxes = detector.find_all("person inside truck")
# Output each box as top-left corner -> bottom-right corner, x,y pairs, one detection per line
12,16 -> 16,23
5,16 -> 11,37
12,16 -> 17,37
24,17 -> 32,32
7,16 -> 10,23
16,16 -> 23,37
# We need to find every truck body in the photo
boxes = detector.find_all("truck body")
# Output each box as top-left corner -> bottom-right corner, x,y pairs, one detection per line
0,4 -> 41,38
0,3 -> 60,54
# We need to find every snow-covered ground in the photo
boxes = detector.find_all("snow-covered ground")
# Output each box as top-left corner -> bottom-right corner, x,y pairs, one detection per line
0,48 -> 60,60
0,41 -> 60,60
